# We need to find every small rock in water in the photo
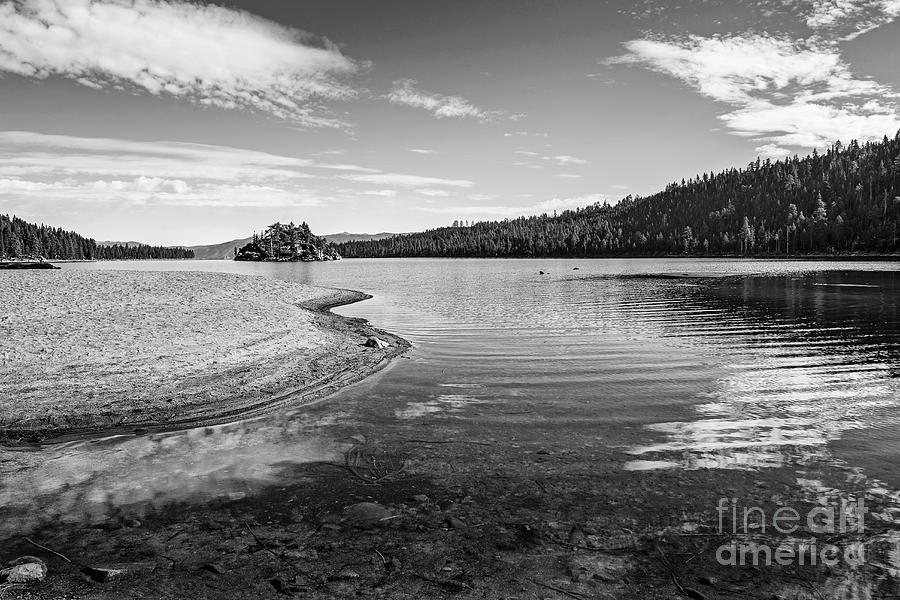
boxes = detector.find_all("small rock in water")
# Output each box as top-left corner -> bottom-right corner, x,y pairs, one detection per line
1,557 -> 47,583
342,502 -> 394,529
364,337 -> 390,349
333,568 -> 360,581
680,521 -> 699,533
411,494 -> 429,504
202,563 -> 227,575
568,526 -> 586,546
124,517 -> 142,528
698,576 -> 718,586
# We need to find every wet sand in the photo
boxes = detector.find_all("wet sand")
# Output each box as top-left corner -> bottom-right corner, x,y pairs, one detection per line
0,270 -> 408,443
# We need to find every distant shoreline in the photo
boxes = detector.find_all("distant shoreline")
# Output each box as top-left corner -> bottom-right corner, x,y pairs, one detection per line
329,254 -> 900,261
96,253 -> 900,261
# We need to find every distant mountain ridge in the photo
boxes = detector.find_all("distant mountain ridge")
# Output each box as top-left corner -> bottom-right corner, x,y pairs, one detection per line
188,232 -> 395,259
96,241 -> 151,248
187,237 -> 253,260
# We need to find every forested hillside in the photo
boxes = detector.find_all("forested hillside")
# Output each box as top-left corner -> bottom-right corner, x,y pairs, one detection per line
0,214 -> 194,260
338,133 -> 900,258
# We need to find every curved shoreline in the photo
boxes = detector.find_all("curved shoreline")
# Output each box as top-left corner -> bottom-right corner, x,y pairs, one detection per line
0,284 -> 410,447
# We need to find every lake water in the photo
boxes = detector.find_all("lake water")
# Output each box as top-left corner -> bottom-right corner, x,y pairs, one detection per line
2,258 -> 900,541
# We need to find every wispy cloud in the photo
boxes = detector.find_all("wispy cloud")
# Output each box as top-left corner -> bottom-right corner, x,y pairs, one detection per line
609,32 -> 900,154
0,131 -> 476,209
549,155 -> 588,167
503,131 -> 550,138
387,79 -> 492,121
414,193 -> 615,217
416,189 -> 450,197
513,151 -> 588,169
0,0 -> 360,127
343,173 -> 474,188
408,148 -> 436,154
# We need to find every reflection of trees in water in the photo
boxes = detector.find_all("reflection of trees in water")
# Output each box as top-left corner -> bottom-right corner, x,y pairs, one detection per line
700,271 -> 900,350
625,272 -> 900,470
0,412 -> 347,539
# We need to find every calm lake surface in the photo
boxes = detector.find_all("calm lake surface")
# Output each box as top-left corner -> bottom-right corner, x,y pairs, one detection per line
3,258 -> 900,538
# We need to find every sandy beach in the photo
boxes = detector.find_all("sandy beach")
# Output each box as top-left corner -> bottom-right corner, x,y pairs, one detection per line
0,270 -> 407,442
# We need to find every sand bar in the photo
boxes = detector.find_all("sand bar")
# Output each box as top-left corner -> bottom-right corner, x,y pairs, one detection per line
0,269 -> 407,442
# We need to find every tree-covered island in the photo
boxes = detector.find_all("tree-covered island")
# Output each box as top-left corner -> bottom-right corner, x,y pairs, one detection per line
234,221 -> 341,262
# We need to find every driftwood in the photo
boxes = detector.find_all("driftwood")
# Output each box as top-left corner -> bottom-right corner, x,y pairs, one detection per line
344,443 -> 406,484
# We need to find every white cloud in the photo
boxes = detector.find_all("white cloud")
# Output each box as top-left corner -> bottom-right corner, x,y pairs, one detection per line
503,131 -> 550,138
467,193 -> 497,202
549,155 -> 588,167
408,148 -> 436,154
755,143 -> 794,159
0,175 -> 322,208
556,173 -> 584,179
802,0 -> 900,37
513,151 -> 588,170
343,173 -> 474,188
726,100 -> 900,148
387,79 -> 490,120
414,193 -> 615,217
0,131 -> 476,209
610,33 -> 900,155
0,0 -> 359,127
416,189 -> 450,197
0,131 -> 318,182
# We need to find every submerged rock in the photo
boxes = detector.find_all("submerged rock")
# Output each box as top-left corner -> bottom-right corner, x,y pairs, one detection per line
566,554 -> 629,583
342,502 -> 394,529
364,337 -> 390,349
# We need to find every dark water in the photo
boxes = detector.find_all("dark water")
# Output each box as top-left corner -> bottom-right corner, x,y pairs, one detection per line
2,258 -> 900,544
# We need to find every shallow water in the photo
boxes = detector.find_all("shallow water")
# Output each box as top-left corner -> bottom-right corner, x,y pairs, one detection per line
3,258 -> 900,542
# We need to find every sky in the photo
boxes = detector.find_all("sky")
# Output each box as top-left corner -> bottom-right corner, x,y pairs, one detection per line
1,0 -> 900,245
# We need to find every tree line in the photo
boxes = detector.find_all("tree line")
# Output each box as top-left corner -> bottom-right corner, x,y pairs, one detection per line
337,131 -> 900,258
0,214 -> 194,260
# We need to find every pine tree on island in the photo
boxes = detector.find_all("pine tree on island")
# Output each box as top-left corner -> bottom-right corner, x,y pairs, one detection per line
234,221 -> 342,262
